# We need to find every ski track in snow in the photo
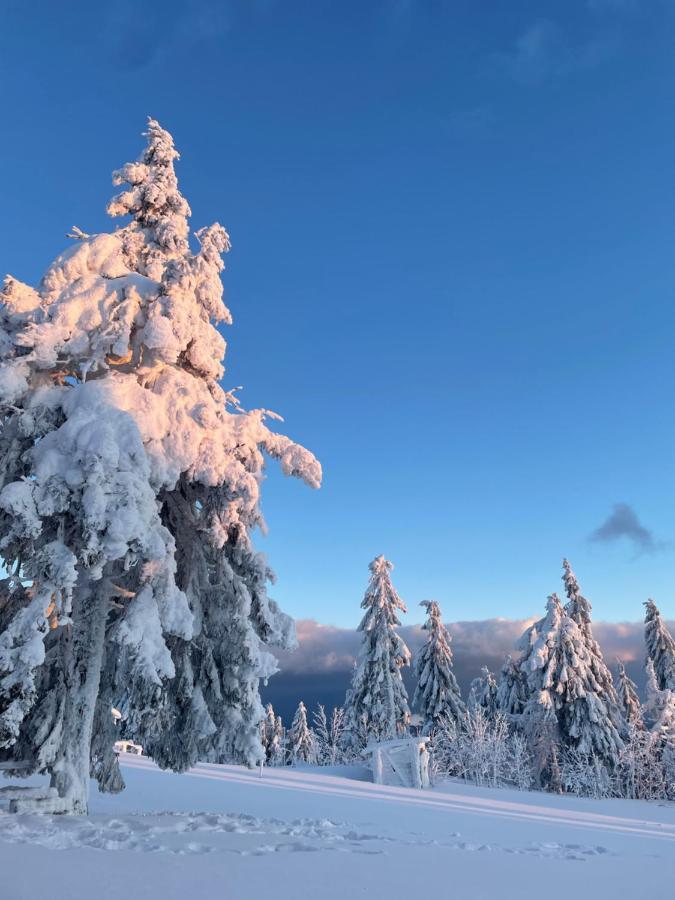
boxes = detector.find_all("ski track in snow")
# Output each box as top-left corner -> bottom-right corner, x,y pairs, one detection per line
2,756 -> 674,865
124,756 -> 675,842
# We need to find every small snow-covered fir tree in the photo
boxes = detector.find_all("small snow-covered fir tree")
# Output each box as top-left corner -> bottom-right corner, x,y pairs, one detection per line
343,556 -> 411,751
496,653 -> 528,722
288,701 -> 315,764
0,120 -> 321,813
616,659 -> 643,729
519,593 -> 623,780
644,599 -> 675,691
476,666 -> 499,718
467,677 -> 481,712
413,600 -> 465,734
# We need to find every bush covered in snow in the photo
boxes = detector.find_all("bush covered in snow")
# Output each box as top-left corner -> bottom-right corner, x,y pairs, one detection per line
433,707 -> 534,791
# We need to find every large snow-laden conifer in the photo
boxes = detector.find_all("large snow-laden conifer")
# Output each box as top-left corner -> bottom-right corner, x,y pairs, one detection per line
0,120 -> 320,813
644,599 -> 675,691
562,559 -> 620,719
518,593 -> 623,777
343,556 -> 411,750
413,600 -> 465,734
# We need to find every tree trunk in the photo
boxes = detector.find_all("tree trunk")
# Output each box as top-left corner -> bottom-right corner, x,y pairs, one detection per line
49,575 -> 109,814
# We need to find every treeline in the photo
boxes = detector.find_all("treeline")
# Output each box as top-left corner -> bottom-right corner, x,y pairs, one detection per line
264,556 -> 675,800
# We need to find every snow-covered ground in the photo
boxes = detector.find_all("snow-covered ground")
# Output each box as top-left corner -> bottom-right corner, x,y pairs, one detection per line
1,757 -> 674,899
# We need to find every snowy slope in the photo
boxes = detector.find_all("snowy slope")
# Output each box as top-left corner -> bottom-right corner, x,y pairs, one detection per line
1,757 -> 674,900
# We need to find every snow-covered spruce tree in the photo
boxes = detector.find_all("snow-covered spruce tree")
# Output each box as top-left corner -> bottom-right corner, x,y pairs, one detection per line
288,701 -> 315,764
644,599 -> 675,691
518,593 -> 623,782
616,659 -> 643,729
413,600 -> 465,734
496,653 -> 528,722
0,120 -> 320,813
343,556 -> 411,751
562,559 -> 620,721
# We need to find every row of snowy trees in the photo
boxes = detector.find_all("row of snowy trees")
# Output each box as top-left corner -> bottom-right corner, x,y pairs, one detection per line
295,554 -> 675,798
259,700 -> 350,767
0,121 -> 321,813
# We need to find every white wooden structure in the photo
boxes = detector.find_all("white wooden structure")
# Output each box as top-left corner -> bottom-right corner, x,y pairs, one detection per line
114,739 -> 143,756
367,736 -> 431,789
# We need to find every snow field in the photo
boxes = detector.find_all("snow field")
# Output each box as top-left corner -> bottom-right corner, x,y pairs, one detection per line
1,756 -> 674,900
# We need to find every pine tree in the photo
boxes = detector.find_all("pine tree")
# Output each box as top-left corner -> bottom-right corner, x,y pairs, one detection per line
519,593 -> 623,777
496,654 -> 528,721
562,559 -> 620,716
644,599 -> 675,691
413,600 -> 465,733
288,701 -> 315,764
616,659 -> 643,729
0,120 -> 320,813
343,556 -> 411,750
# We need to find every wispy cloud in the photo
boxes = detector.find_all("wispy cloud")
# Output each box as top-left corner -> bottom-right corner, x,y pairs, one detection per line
495,19 -> 619,85
446,105 -> 496,138
587,0 -> 638,13
103,0 -> 231,71
589,502 -> 666,555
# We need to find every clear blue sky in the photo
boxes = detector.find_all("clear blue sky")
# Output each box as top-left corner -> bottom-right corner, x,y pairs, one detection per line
2,0 -> 675,627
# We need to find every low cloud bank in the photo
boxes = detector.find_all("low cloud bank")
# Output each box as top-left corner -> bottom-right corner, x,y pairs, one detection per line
263,616 -> 671,723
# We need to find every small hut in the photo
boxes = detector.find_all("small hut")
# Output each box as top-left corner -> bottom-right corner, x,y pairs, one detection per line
367,736 -> 431,789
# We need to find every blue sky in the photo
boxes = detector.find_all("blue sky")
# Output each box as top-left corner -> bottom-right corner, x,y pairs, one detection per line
2,0 -> 675,627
